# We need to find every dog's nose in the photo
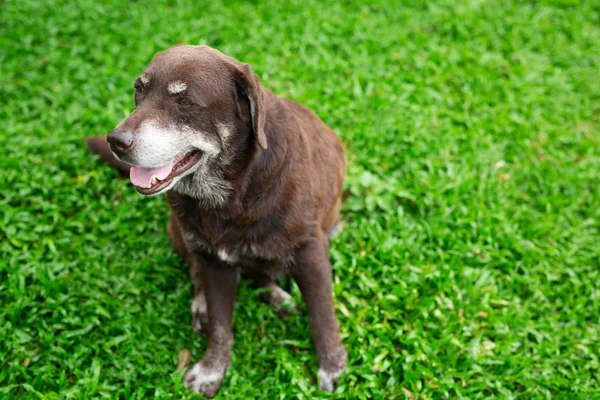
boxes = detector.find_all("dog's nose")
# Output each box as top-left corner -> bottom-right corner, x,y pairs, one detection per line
107,130 -> 134,156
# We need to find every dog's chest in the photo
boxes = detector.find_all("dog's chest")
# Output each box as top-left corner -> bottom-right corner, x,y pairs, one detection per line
173,210 -> 287,268
168,192 -> 300,268
182,227 -> 287,268
185,231 -> 253,263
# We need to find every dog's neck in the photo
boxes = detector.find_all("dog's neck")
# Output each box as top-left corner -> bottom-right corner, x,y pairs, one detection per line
170,149 -> 234,208
171,94 -> 293,217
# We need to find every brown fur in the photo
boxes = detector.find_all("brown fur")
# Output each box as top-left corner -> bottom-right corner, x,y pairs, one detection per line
87,45 -> 347,396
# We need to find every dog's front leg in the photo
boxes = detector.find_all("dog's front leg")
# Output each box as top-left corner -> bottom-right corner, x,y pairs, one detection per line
291,234 -> 347,392
184,252 -> 238,397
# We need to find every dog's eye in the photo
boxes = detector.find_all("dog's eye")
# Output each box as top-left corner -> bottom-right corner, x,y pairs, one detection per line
177,97 -> 187,105
135,85 -> 143,94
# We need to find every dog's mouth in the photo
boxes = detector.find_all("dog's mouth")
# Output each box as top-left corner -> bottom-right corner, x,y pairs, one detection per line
130,150 -> 202,195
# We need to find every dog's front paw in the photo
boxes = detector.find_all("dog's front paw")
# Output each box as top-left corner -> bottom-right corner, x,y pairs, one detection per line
318,366 -> 345,392
318,347 -> 347,392
184,361 -> 226,397
191,293 -> 208,336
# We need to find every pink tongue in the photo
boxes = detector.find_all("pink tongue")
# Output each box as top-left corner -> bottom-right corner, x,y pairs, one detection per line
130,162 -> 174,188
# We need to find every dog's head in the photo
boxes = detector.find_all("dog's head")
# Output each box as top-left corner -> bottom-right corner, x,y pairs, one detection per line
107,45 -> 267,200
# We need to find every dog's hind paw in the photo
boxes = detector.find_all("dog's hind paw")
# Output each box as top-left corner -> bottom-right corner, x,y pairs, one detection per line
266,283 -> 301,317
191,293 -> 208,336
184,361 -> 226,397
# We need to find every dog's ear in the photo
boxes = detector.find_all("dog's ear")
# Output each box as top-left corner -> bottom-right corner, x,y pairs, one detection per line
234,64 -> 267,149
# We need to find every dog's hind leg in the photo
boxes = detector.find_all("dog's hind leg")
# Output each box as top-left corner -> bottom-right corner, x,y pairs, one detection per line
189,262 -> 209,335
168,216 -> 208,335
243,270 -> 300,317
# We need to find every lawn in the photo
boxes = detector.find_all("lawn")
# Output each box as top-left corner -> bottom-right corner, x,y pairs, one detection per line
1,0 -> 599,398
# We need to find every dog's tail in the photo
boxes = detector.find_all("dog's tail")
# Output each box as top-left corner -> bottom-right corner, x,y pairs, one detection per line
86,136 -> 131,177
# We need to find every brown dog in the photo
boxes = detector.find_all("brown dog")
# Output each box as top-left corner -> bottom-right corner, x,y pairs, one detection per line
87,44 -> 347,396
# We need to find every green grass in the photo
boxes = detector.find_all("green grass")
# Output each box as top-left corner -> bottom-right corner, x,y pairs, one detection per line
1,0 -> 599,398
